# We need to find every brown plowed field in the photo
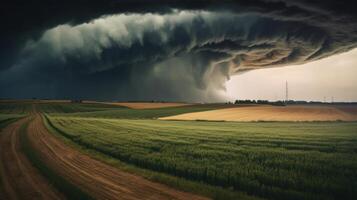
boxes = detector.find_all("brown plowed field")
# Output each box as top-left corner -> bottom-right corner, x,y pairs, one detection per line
0,117 -> 64,200
26,113 -> 208,200
160,105 -> 357,122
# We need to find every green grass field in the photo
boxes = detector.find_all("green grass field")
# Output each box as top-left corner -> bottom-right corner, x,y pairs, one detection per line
0,114 -> 25,130
47,115 -> 357,200
37,102 -> 124,113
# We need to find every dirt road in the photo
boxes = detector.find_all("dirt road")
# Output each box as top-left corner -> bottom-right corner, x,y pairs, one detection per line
0,108 -> 208,200
0,117 -> 63,200
25,112 -> 208,200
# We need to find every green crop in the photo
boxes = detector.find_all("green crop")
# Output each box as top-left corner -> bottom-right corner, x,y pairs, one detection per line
48,116 -> 357,200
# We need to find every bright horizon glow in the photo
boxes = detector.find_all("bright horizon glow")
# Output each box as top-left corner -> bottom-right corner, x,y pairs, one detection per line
226,48 -> 357,102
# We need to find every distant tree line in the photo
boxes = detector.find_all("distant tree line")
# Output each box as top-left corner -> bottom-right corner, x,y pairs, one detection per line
232,99 -> 357,106
233,100 -> 285,106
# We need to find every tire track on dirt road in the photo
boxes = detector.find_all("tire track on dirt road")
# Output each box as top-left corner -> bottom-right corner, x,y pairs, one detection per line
0,117 -> 64,200
27,111 -> 209,200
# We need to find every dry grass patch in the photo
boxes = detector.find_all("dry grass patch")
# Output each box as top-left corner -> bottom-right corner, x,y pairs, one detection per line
160,105 -> 357,122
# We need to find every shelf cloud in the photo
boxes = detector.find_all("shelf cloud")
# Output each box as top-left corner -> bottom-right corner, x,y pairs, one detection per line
1,0 -> 357,101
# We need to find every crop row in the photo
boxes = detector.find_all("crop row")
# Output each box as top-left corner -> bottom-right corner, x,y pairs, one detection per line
48,116 -> 357,200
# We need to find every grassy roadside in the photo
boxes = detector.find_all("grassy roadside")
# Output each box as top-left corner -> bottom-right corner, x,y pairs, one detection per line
43,114 -> 262,200
0,116 -> 25,130
0,118 -> 16,129
19,119 -> 93,200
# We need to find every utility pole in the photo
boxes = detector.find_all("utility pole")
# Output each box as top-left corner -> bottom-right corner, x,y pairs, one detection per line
285,81 -> 289,103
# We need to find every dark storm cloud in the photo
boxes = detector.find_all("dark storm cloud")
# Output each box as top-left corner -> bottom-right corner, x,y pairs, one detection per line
1,1 -> 357,101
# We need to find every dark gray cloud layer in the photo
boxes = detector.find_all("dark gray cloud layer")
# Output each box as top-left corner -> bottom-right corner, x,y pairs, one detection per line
1,1 -> 357,101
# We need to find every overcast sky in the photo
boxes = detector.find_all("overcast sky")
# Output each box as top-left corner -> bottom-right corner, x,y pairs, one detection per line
226,48 -> 357,102
1,1 -> 357,102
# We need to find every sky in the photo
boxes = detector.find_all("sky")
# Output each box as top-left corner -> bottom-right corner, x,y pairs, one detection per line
226,48 -> 357,102
0,1 -> 357,102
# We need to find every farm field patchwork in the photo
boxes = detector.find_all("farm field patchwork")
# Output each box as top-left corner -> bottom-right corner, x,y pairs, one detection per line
48,103 -> 240,119
2,102 -> 357,200
47,114 -> 357,200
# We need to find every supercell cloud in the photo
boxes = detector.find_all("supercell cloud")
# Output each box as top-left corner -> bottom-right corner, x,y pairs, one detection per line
1,0 -> 357,101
